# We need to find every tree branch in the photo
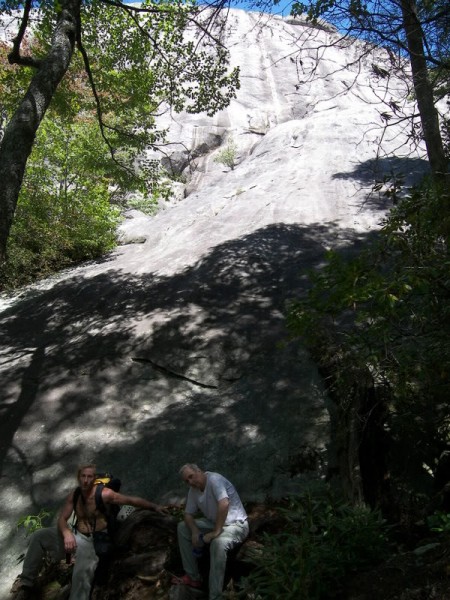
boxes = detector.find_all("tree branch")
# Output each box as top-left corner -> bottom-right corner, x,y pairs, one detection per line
75,34 -> 135,177
8,0 -> 41,68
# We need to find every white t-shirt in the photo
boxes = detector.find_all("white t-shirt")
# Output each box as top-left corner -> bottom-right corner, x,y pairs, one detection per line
185,472 -> 247,525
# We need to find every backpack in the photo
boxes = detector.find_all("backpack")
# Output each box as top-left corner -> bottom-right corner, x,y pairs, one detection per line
73,472 -> 122,535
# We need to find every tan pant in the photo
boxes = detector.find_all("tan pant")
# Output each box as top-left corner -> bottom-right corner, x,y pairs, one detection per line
177,518 -> 249,600
20,526 -> 98,600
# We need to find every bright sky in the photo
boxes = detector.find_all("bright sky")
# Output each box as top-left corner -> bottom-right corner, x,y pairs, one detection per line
230,0 -> 294,15
123,0 -> 295,16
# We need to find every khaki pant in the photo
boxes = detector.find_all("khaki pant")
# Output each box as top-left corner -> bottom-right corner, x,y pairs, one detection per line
177,518 -> 249,600
20,527 -> 98,600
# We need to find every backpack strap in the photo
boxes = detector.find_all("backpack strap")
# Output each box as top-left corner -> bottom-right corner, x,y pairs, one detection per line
73,486 -> 81,509
72,486 -> 81,531
73,483 -> 107,514
95,483 -> 107,514
94,483 -> 119,535
72,483 -> 115,534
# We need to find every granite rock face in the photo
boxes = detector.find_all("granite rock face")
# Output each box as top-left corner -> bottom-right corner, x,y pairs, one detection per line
0,9 -> 432,598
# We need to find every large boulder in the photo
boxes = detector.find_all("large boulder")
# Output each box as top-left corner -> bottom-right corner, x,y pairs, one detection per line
0,8 -> 434,598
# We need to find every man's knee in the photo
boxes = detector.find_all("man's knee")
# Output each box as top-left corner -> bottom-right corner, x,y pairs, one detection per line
209,536 -> 230,559
27,526 -> 59,552
29,527 -> 49,543
210,529 -> 246,562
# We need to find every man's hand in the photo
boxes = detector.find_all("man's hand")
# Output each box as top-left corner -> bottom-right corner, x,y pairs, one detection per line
63,531 -> 77,553
153,504 -> 169,514
192,532 -> 203,547
203,530 -> 221,544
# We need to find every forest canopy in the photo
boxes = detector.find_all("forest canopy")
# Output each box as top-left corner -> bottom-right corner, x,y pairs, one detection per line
285,0 -> 449,512
0,0 -> 239,268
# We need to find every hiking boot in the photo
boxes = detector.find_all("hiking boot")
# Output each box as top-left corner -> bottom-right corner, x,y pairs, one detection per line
171,573 -> 202,589
10,577 -> 23,594
12,586 -> 34,600
10,577 -> 34,599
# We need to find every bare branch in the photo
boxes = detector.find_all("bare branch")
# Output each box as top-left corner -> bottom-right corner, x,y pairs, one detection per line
8,0 -> 41,68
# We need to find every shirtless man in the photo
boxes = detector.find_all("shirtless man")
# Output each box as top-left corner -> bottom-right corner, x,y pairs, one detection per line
13,463 -> 166,600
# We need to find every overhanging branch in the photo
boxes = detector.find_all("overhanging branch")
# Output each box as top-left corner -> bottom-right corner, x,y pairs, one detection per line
8,0 -> 41,68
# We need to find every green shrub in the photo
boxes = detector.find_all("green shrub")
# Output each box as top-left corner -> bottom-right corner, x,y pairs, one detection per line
214,138 -> 238,170
427,511 -> 450,533
286,179 -> 450,506
0,116 -> 121,290
17,509 -> 52,537
241,488 -> 389,599
126,194 -> 159,215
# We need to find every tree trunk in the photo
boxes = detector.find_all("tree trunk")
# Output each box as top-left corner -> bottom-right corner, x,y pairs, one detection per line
0,0 -> 80,263
322,359 -> 391,508
400,0 -> 448,182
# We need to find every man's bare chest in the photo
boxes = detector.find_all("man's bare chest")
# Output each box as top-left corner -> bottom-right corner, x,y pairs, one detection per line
75,490 -> 105,528
76,495 -> 97,518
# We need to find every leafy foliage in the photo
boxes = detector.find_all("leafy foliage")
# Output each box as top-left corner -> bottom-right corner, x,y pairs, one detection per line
0,0 -> 240,262
242,487 -> 388,600
287,179 -> 450,499
0,1 -> 241,286
17,509 -> 52,537
214,137 -> 238,170
0,114 -> 122,289
283,0 -> 448,505
427,511 -> 450,533
10,0 -> 240,161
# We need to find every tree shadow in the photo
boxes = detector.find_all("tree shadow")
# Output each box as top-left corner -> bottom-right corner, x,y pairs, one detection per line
0,221 -> 375,512
333,155 -> 429,211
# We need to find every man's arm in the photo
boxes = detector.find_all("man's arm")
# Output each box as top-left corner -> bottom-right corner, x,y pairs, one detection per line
203,498 -> 229,543
184,512 -> 203,547
57,492 -> 77,553
102,488 -> 168,513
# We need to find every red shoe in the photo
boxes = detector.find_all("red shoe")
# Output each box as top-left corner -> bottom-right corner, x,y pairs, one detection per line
171,573 -> 202,589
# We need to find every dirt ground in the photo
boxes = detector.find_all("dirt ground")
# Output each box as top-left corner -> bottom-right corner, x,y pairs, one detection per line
345,535 -> 450,600
13,504 -> 450,600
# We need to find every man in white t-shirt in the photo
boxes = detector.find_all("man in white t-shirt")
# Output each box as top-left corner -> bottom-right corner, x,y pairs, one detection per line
173,463 -> 249,599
